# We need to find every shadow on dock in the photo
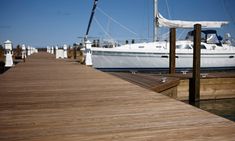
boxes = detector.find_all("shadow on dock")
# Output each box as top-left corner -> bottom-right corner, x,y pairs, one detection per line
0,60 -> 22,74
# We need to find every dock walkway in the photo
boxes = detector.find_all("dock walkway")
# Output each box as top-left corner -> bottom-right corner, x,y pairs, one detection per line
0,52 -> 235,141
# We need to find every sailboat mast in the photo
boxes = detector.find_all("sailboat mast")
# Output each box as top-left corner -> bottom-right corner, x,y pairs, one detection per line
85,0 -> 98,41
154,0 -> 158,41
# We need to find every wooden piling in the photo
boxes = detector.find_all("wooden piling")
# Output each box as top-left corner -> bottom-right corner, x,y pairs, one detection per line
73,46 -> 77,59
169,28 -> 176,74
26,48 -> 28,57
14,45 -> 22,59
67,46 -> 73,58
189,24 -> 201,103
0,45 -> 4,59
53,47 -> 56,55
23,55 -> 26,62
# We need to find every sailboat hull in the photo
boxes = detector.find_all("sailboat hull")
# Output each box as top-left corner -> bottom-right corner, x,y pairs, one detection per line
92,51 -> 235,70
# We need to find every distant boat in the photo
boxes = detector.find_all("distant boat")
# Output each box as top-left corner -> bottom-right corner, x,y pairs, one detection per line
83,0 -> 235,71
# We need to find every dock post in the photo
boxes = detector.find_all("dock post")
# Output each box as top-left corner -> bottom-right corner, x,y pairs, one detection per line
169,28 -> 176,74
73,45 -> 77,59
15,45 -> 22,59
55,46 -> 59,59
4,40 -> 14,67
189,24 -> 201,103
55,46 -> 64,59
22,44 -> 26,62
63,44 -> 68,59
85,40 -> 92,66
0,45 -> 4,60
27,46 -> 31,56
53,46 -> 56,55
51,46 -> 54,54
47,46 -> 50,53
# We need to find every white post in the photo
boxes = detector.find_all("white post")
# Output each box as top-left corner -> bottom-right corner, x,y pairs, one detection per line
51,46 -> 54,54
55,46 -> 59,59
30,47 -> 32,55
27,46 -> 31,56
4,40 -> 14,67
63,44 -> 68,58
22,44 -> 27,59
32,47 -> 36,54
32,47 -> 35,54
47,46 -> 50,53
85,40 -> 92,66
55,46 -> 64,59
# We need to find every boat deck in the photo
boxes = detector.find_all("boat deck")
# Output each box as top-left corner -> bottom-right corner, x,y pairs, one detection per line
0,52 -> 235,141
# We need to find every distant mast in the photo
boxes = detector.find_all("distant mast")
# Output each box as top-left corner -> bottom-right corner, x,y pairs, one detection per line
154,0 -> 158,41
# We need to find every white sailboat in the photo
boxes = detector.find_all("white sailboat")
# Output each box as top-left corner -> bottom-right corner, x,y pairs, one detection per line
83,0 -> 235,71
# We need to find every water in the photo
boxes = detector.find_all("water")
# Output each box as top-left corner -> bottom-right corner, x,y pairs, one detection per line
190,99 -> 235,122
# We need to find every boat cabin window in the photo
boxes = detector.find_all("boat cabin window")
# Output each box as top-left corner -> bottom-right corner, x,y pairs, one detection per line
201,45 -> 206,49
138,46 -> 145,48
176,44 -> 192,49
191,44 -> 207,49
186,30 -> 222,46
206,34 -> 220,44
156,46 -> 162,49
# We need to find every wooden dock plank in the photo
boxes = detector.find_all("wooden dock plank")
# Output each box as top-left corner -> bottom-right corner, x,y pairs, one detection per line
0,52 -> 235,141
111,72 -> 235,100
110,72 -> 180,93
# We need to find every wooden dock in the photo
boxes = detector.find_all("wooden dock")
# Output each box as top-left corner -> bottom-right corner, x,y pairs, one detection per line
0,52 -> 235,141
111,72 -> 235,101
110,72 -> 180,98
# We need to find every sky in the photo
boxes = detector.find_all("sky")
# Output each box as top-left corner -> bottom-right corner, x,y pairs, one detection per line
0,0 -> 235,47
